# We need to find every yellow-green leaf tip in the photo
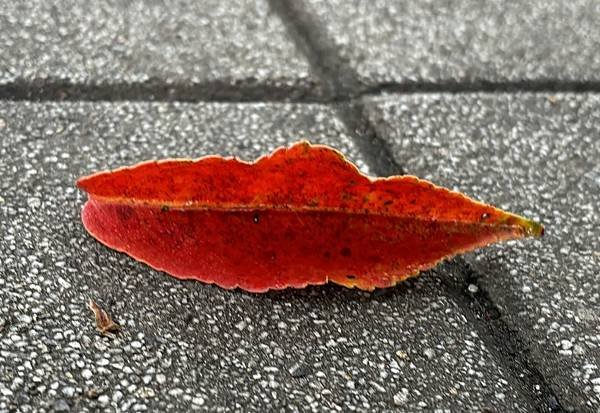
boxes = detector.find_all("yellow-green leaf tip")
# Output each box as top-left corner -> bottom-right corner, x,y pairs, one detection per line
517,215 -> 545,238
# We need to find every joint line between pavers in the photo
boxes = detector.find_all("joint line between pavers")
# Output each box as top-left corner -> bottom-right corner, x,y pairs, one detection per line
440,258 -> 566,412
0,81 -> 329,103
358,80 -> 600,97
3,80 -> 599,103
266,0 -> 404,178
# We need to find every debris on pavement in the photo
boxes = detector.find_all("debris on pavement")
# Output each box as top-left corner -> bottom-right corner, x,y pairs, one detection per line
88,298 -> 120,336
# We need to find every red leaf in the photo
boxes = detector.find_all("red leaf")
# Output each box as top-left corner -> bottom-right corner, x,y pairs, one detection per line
77,141 -> 543,292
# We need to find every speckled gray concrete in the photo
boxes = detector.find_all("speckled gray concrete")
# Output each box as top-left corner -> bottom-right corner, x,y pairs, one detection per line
364,93 -> 600,411
298,0 -> 600,85
0,0 -> 316,90
0,102 -> 537,412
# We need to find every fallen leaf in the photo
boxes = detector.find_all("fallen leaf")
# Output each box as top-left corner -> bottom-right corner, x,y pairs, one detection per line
88,299 -> 120,335
77,141 -> 543,292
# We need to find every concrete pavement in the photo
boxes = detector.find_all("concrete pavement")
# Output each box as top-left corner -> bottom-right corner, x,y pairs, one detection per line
1,1 -> 598,411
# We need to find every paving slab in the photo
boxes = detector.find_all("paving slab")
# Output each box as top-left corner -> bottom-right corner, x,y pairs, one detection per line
364,93 -> 600,411
298,0 -> 600,86
0,102 -> 538,412
0,0 -> 321,98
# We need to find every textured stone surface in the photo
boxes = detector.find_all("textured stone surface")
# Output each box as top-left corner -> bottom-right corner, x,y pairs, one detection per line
0,0 -> 317,91
364,93 -> 600,411
299,0 -> 600,85
0,102 -> 536,412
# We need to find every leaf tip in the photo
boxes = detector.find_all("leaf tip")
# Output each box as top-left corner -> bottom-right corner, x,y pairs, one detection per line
76,174 -> 92,193
513,215 -> 545,238
526,219 -> 545,238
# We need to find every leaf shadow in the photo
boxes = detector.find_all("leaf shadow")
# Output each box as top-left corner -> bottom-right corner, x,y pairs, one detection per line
238,272 -> 431,305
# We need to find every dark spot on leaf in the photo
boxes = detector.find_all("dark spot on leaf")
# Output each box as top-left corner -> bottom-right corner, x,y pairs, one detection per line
481,212 -> 489,220
346,274 -> 356,280
341,247 -> 351,257
161,205 -> 170,212
384,200 -> 393,206
323,251 -> 331,259
253,213 -> 260,224
116,205 -> 134,221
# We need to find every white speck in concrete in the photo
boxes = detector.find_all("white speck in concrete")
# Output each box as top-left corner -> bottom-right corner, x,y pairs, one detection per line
27,197 -> 41,208
423,348 -> 435,359
394,389 -> 409,406
192,396 -> 205,406
61,387 -> 75,397
560,340 -> 573,350
113,390 -> 123,402
0,388 -> 13,397
168,388 -> 184,397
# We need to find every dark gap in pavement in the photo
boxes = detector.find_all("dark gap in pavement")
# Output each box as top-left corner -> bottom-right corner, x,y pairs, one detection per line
267,0 -> 403,178
2,79 -> 599,104
269,0 -> 566,411
0,79 -> 328,103
440,259 -> 565,413
359,79 -> 600,96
